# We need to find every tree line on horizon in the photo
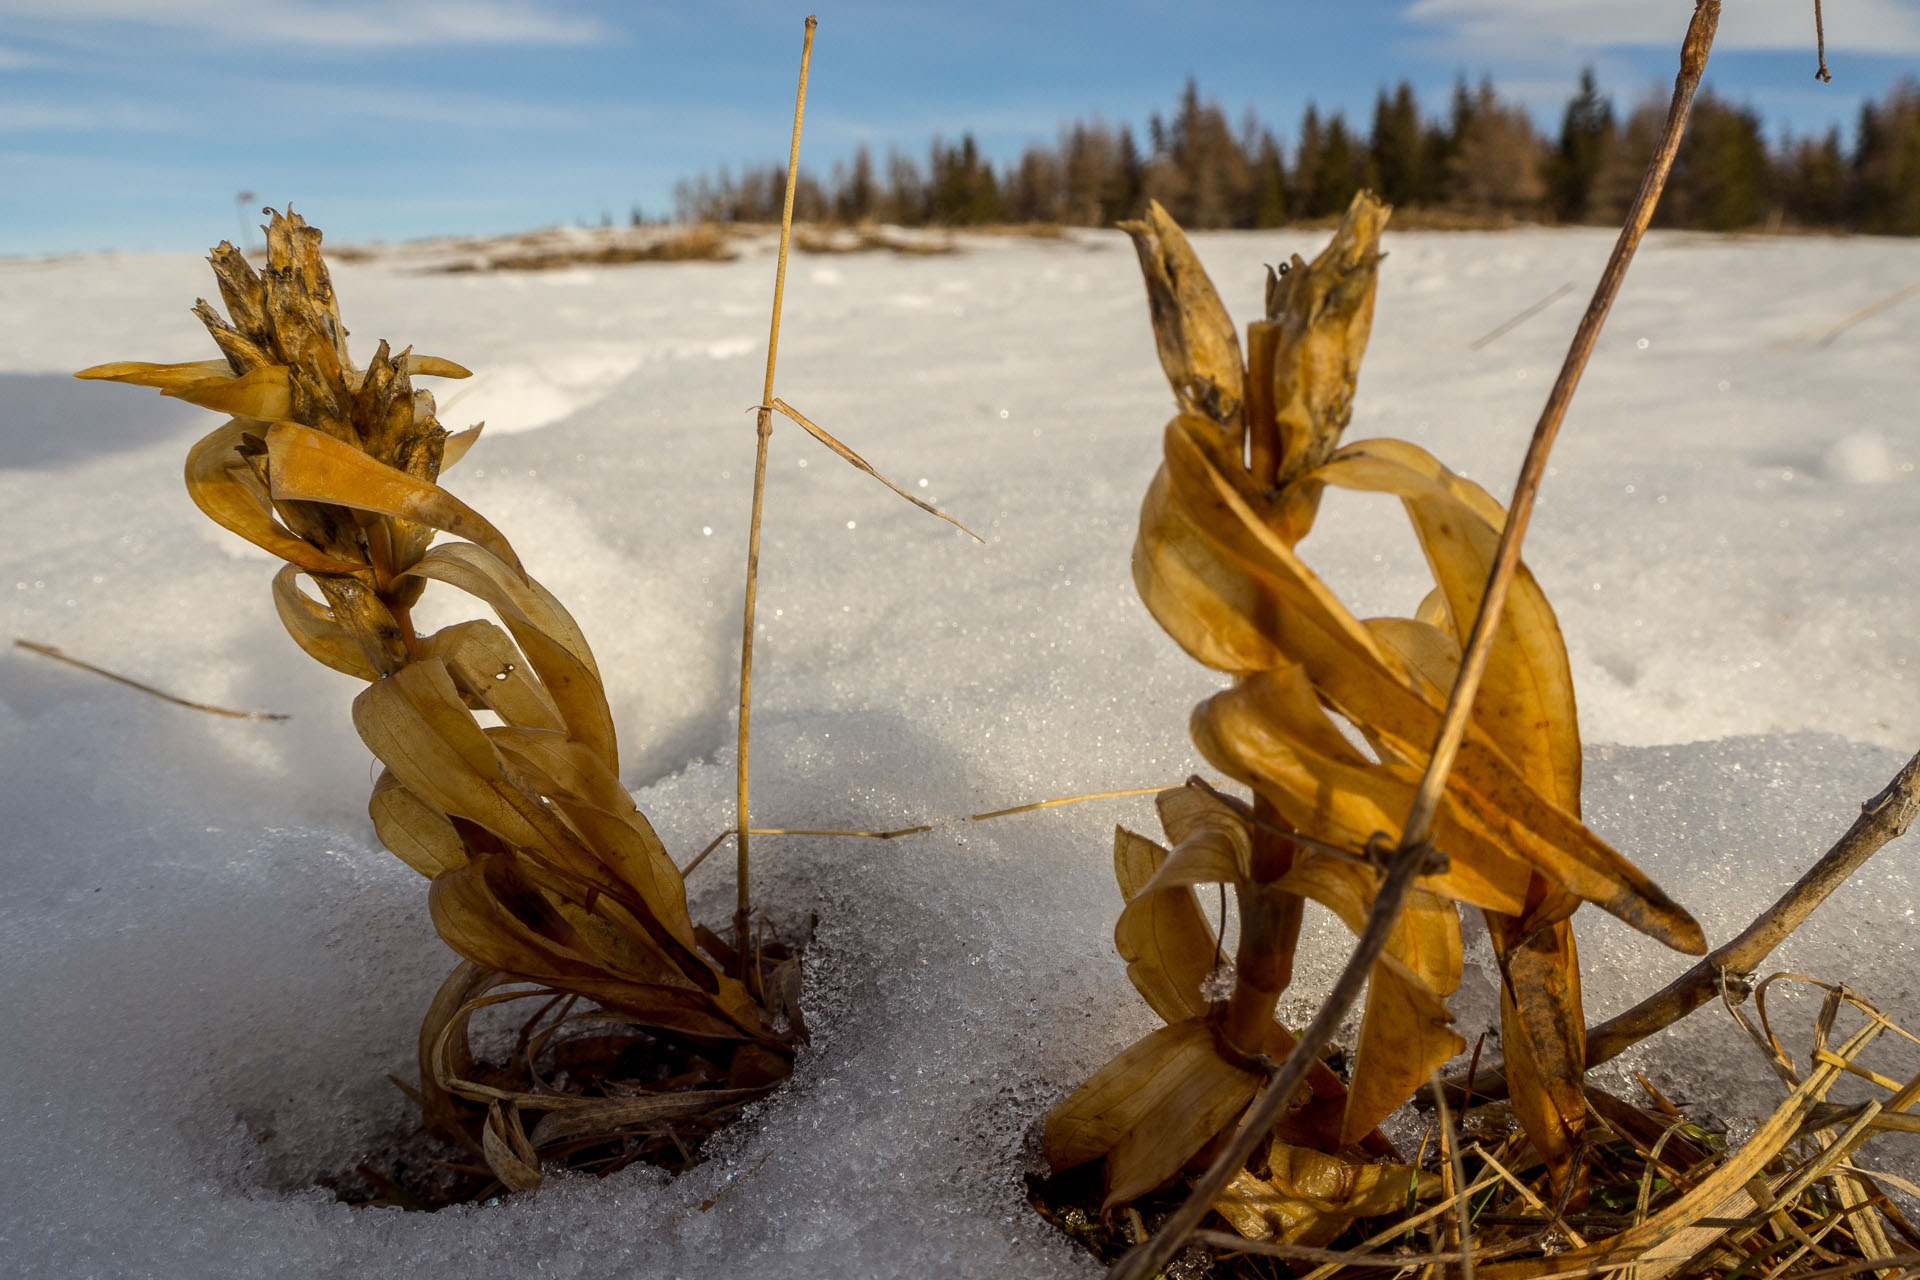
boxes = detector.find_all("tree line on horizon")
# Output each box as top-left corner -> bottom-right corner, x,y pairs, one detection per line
668,73 -> 1920,236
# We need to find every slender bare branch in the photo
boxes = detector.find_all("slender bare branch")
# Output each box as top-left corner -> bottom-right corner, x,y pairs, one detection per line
1814,0 -> 1832,82
734,14 -> 817,964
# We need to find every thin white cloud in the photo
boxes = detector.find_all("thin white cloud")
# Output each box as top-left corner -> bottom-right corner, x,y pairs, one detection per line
0,43 -> 42,67
0,0 -> 611,47
0,99 -> 184,131
1406,0 -> 1920,56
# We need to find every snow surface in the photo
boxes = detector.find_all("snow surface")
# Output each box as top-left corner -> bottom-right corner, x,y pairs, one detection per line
2,225 -> 1918,1277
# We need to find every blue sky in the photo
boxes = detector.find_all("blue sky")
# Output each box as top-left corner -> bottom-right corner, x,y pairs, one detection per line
3,0 -> 1918,256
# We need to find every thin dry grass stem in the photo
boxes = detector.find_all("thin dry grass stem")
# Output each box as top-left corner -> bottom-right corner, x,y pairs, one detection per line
1189,1229 -> 1467,1267
1471,1142 -> 1591,1250
767,399 -> 981,540
1468,283 -> 1575,351
1297,1173 -> 1507,1280
735,14 -> 817,964
1770,283 -> 1920,353
1432,1076 -> 1480,1280
15,637 -> 291,721
681,785 -> 1178,876
1111,9 -> 1722,1276
968,786 -> 1168,821
1397,0 -> 1720,855
1815,284 -> 1920,349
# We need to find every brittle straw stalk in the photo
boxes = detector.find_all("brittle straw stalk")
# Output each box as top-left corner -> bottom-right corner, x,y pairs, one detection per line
735,13 -> 817,963
1108,3 -> 1723,1275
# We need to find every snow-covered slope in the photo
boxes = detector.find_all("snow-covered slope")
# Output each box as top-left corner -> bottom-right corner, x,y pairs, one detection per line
2,225 -> 1916,1277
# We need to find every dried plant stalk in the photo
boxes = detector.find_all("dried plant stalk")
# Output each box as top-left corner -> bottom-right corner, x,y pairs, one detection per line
1044,187 -> 1705,1245
79,209 -> 796,1191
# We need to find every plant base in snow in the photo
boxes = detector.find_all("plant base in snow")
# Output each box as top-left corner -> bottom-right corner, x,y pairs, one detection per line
340,921 -> 806,1210
1034,974 -> 1919,1278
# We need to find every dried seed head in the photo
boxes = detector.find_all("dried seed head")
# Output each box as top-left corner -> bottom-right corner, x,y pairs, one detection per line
1120,200 -> 1247,444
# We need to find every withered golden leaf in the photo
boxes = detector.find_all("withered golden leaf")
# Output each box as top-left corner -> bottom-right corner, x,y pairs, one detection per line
1215,1146 -> 1426,1246
271,564 -> 380,680
481,1103 -> 543,1192
1153,419 -> 1702,950
1113,822 -> 1165,904
1042,1018 -> 1260,1212
1363,615 -> 1460,708
1120,201 -> 1246,439
1489,914 -> 1589,1197
163,364 -> 291,421
185,419 -> 366,574
74,358 -> 235,390
1112,827 -> 1218,1025
1133,464 -> 1289,675
1315,437 -> 1580,808
369,769 -> 468,879
440,423 -> 484,471
424,619 -> 565,733
1414,586 -> 1453,634
351,659 -> 593,873
1268,852 -> 1464,1142
428,858 -> 759,1041
1191,667 -> 1531,917
485,723 -> 706,959
1152,785 -> 1252,886
405,542 -> 617,771
263,422 -> 523,576
403,353 -> 471,380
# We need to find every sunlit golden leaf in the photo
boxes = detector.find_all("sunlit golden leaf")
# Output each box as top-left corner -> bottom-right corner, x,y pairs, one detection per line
263,422 -> 522,575
369,770 -> 468,879
1215,1144 -> 1426,1245
185,419 -> 366,574
404,542 -> 617,771
1042,1018 -> 1260,1211
1112,826 -> 1219,1025
270,564 -> 379,680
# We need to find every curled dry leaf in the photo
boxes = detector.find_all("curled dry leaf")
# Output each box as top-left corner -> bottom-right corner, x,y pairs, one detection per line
1213,1139 -> 1428,1247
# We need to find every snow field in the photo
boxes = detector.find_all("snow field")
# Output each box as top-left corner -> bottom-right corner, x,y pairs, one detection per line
1,224 -> 1916,1276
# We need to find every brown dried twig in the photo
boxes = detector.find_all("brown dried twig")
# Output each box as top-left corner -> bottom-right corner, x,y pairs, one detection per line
1814,0 -> 1832,82
1108,5 -> 1723,1276
1584,747 -> 1920,1067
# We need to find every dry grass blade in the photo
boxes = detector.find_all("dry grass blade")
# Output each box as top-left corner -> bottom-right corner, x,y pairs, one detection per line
14,637 -> 290,721
1190,1229 -> 1465,1267
769,398 -> 981,540
734,14 -> 816,963
1468,283 -> 1576,351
